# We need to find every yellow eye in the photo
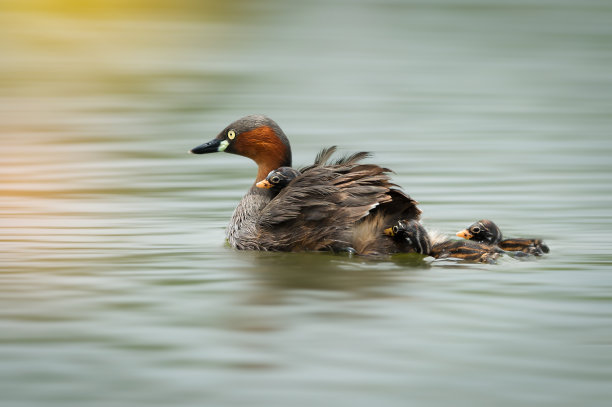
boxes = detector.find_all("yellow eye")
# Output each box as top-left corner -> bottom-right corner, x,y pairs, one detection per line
227,130 -> 236,140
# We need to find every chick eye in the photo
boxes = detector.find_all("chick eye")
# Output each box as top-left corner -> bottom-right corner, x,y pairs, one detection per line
392,226 -> 399,234
227,130 -> 236,140
270,176 -> 280,184
471,227 -> 480,233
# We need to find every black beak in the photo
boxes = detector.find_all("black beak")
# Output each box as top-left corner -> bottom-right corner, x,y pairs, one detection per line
189,138 -> 222,154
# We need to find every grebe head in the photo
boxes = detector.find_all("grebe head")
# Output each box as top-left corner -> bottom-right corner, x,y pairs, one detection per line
190,115 -> 292,182
456,219 -> 502,244
384,219 -> 431,255
255,166 -> 301,191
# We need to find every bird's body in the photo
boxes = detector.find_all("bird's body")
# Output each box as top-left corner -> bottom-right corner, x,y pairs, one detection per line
384,220 -> 504,263
456,219 -> 549,256
190,115 -> 420,253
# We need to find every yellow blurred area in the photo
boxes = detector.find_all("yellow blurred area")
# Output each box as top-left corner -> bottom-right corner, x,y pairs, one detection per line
1,0 -> 235,17
0,0 -> 244,196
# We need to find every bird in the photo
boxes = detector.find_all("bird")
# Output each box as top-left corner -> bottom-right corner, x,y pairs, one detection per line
255,166 -> 301,193
384,219 -> 504,263
190,115 -> 421,253
456,219 -> 549,256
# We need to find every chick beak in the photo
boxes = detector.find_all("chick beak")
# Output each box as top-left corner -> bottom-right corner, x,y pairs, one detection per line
255,180 -> 273,189
456,229 -> 473,239
383,227 -> 395,237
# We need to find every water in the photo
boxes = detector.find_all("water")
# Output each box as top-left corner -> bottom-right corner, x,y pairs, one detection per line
2,1 -> 612,406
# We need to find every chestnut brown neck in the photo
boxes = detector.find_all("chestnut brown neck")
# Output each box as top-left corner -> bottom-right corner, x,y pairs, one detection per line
230,125 -> 292,183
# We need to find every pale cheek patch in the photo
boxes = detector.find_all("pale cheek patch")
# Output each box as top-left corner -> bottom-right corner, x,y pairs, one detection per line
218,140 -> 229,152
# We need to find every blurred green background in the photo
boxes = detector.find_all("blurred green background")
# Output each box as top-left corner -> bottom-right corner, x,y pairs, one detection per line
2,1 -> 612,406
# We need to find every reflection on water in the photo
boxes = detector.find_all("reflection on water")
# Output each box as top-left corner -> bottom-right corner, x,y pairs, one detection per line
2,0 -> 612,406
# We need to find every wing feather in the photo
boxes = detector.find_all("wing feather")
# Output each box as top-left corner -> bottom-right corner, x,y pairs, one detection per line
256,149 -> 420,251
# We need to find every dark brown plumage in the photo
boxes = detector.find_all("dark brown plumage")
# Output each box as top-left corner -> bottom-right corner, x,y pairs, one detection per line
384,220 -> 503,263
456,219 -> 549,256
256,152 -> 419,253
190,115 -> 421,252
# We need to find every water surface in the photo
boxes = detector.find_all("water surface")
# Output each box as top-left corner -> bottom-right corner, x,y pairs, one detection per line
2,1 -> 612,406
